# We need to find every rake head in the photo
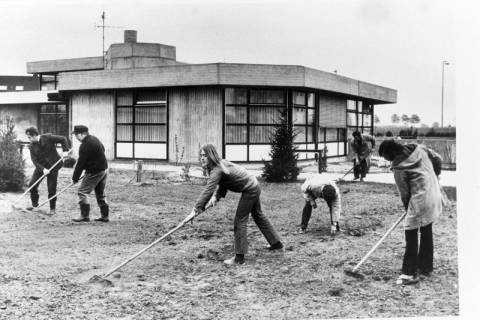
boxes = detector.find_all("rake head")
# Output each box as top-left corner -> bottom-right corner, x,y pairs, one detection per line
88,275 -> 114,287
344,268 -> 365,280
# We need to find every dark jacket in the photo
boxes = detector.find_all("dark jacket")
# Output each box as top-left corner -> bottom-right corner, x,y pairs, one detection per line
72,135 -> 108,182
29,134 -> 69,171
194,160 -> 258,211
350,134 -> 376,159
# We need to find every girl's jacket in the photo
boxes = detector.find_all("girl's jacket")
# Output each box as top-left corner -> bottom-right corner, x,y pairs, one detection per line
391,144 -> 444,230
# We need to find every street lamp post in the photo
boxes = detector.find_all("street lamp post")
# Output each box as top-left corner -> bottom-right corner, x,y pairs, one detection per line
441,60 -> 449,127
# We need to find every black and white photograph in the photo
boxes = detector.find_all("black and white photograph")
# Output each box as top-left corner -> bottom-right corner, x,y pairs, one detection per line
0,0 -> 478,319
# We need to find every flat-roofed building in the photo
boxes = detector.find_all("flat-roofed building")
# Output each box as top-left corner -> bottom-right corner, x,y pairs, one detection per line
0,30 -> 396,162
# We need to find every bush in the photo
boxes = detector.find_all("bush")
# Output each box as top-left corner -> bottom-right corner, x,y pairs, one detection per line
0,116 -> 25,192
262,109 -> 299,182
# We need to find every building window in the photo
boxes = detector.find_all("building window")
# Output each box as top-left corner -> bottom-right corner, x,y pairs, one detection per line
115,89 -> 167,160
0,85 -> 7,91
39,104 -> 68,137
225,88 -> 286,161
15,86 -> 24,91
346,99 -> 373,154
292,91 -> 316,160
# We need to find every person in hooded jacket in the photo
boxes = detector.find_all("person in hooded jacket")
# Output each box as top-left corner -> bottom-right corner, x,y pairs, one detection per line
378,139 -> 445,285
299,174 -> 341,235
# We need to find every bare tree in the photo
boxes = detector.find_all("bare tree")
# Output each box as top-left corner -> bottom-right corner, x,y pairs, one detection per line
401,114 -> 410,126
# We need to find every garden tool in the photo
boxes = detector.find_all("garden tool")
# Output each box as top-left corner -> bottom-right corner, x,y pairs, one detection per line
33,175 -> 85,215
336,166 -> 354,182
11,154 -> 68,211
344,210 -> 408,280
89,204 -> 213,286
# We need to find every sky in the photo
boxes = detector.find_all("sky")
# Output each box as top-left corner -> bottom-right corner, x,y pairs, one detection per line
0,0 -> 456,127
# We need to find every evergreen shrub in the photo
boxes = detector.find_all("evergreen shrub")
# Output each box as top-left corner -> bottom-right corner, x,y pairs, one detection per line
262,109 -> 299,182
0,116 -> 25,192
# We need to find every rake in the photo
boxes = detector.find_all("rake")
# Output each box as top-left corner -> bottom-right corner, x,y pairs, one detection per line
32,175 -> 85,216
11,156 -> 67,211
89,204 -> 212,286
344,210 -> 408,280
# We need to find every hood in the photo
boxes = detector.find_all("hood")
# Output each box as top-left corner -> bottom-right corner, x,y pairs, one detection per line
392,145 -> 423,170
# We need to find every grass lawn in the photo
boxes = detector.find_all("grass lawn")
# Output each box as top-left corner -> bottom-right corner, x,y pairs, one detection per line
0,169 -> 458,319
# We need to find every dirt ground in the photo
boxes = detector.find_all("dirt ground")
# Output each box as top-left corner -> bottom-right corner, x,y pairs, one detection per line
0,169 -> 458,320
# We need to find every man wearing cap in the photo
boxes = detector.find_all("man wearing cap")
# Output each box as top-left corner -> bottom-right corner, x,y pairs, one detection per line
71,125 -> 109,222
349,131 -> 376,182
25,126 -> 70,215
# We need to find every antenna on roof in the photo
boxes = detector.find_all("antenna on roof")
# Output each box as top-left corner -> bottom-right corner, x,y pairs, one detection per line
95,11 -> 126,67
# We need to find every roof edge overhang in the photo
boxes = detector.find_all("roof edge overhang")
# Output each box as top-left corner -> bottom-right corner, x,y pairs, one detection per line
0,90 -> 63,105
56,63 -> 396,103
27,57 -> 104,74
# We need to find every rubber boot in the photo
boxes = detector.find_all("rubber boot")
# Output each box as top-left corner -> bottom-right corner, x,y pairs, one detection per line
95,205 -> 109,222
72,203 -> 90,222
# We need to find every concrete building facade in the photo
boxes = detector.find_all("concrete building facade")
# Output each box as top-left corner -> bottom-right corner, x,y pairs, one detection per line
0,30 -> 396,163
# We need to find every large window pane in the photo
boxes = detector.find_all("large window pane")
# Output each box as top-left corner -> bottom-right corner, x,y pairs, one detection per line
363,114 -> 371,127
347,112 -> 357,126
347,100 -> 356,111
318,127 -> 325,142
117,91 -> 133,106
306,126 -> 314,143
250,126 -> 274,143
307,108 -> 315,125
226,106 -> 247,123
116,125 -> 132,141
293,91 -> 306,105
134,125 -> 166,141
294,126 -> 306,143
326,128 -> 338,142
135,107 -> 166,123
293,108 -> 306,125
226,126 -> 247,143
250,107 -> 283,124
307,93 -> 315,107
137,89 -> 166,104
117,108 -> 132,123
250,89 -> 284,104
339,128 -> 346,142
225,88 -> 247,105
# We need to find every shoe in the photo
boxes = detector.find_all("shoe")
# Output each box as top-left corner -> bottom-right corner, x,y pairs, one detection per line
223,255 -> 245,265
330,224 -> 339,235
360,177 -> 364,182
94,217 -> 109,222
396,274 -> 419,285
419,269 -> 432,277
25,206 -> 37,211
353,177 -> 359,181
267,241 -> 284,251
72,217 -> 90,222
49,209 -> 56,215
298,228 -> 307,234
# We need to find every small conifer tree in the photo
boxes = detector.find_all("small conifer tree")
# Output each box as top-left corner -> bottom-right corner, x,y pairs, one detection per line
262,108 -> 299,182
0,116 -> 25,191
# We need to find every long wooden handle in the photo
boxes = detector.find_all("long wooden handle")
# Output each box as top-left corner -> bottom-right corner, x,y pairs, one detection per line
101,204 -> 212,278
12,155 -> 67,206
352,211 -> 408,272
36,175 -> 84,208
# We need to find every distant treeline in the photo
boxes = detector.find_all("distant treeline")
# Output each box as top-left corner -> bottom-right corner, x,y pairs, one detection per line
374,126 -> 456,138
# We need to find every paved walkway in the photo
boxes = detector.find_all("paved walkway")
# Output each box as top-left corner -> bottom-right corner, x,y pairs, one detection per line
106,160 -> 457,187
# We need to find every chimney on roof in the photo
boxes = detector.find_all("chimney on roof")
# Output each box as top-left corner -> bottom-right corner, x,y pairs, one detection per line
124,30 -> 137,43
